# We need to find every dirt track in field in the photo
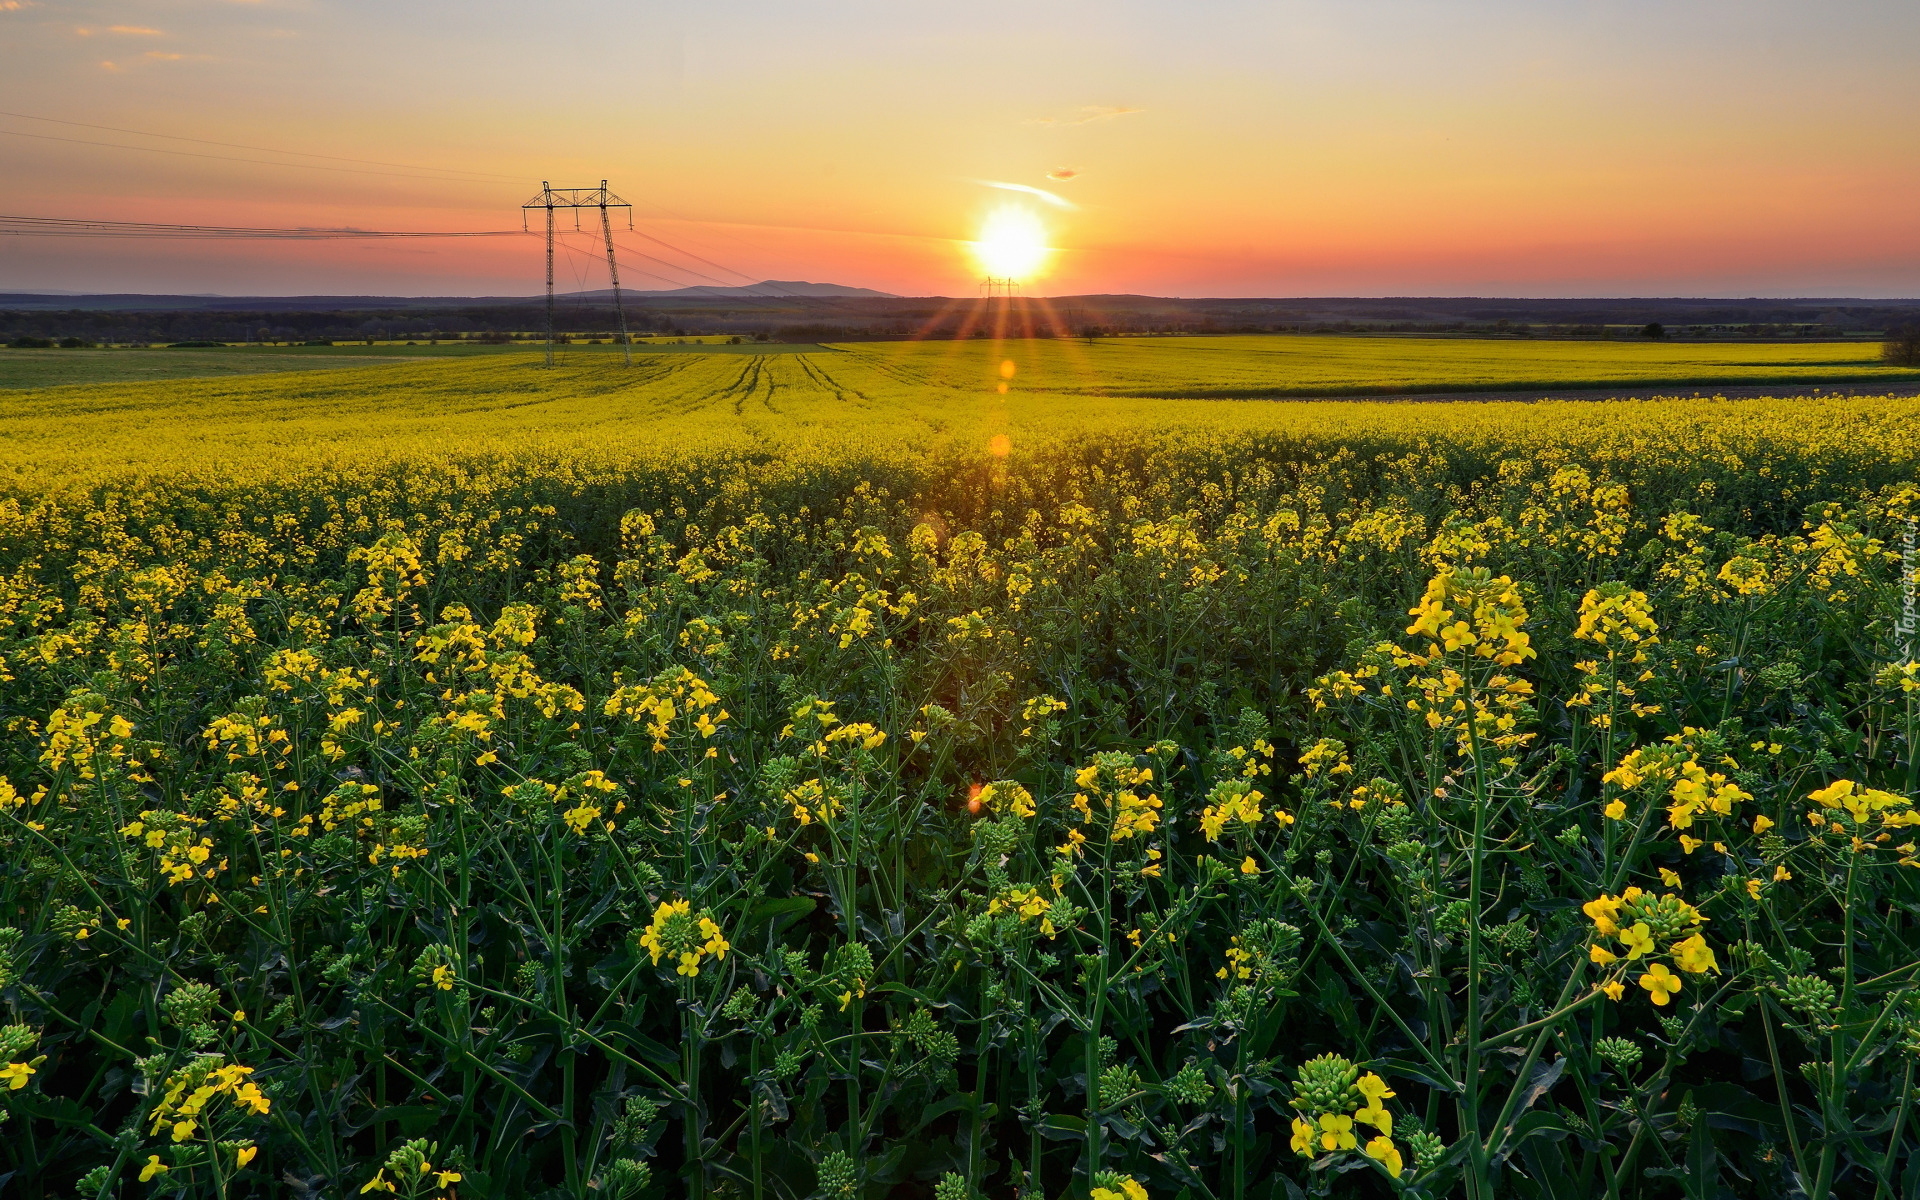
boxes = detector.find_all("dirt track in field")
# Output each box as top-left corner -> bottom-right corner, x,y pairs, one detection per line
1310,381 -> 1920,405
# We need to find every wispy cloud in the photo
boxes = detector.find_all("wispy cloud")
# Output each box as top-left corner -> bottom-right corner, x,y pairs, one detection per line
1025,105 -> 1142,127
110,24 -> 164,35
99,60 -> 120,71
1047,167 -> 1080,181
974,180 -> 1076,209
0,1 -> 39,11
145,50 -> 185,60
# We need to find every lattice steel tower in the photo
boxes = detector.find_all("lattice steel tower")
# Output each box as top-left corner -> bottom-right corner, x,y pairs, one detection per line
521,181 -> 635,368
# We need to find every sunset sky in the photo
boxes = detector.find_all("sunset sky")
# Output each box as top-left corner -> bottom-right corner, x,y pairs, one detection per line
3,0 -> 1918,298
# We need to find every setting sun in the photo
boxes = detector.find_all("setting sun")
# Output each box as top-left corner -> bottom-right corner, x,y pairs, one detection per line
968,205 -> 1051,282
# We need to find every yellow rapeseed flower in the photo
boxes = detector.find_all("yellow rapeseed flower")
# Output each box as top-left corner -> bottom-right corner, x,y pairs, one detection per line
1582,895 -> 1622,936
1671,933 -> 1718,974
1618,922 -> 1654,960
1319,1112 -> 1358,1151
1364,1135 -> 1405,1178
1290,1116 -> 1317,1157
1639,962 -> 1682,1005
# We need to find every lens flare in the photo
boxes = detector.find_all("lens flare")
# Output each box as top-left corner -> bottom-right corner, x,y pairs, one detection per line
969,206 -> 1050,281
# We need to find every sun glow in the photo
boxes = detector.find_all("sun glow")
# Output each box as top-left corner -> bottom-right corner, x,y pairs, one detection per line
969,206 -> 1051,282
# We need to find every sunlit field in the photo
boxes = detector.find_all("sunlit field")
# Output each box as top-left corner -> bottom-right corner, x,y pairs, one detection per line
3,346 -> 1918,1199
842,334 -> 1919,399
0,339 -> 803,391
4,331 -> 1915,395
5,339 -> 1920,490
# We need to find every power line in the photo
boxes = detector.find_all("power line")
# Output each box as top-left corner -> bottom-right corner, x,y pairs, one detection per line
561,258 -> 710,292
553,225 -> 740,291
607,236 -> 801,298
0,215 -> 523,239
557,223 -> 797,297
4,193 -> 807,305
2,217 -> 789,293
0,109 -> 524,182
624,197 -> 814,280
0,127 -> 512,185
606,236 -> 755,291
624,227 -> 771,288
614,223 -> 817,298
552,212 -> 803,298
609,214 -> 882,307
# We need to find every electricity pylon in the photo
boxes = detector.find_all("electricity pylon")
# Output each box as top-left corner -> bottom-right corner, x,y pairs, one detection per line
521,181 -> 635,367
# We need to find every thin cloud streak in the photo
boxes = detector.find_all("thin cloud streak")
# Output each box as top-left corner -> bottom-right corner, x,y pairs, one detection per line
973,180 -> 1076,210
1024,105 -> 1142,126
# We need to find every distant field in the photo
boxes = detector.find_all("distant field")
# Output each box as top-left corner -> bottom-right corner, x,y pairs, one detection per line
5,341 -> 1920,495
5,331 -> 1914,392
0,340 -> 825,389
844,334 -> 1919,398
0,346 -> 443,389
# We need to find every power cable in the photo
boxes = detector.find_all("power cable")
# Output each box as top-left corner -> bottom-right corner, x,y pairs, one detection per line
5,208 -> 810,302
607,237 -> 751,291
535,195 -> 793,295
621,199 -> 911,306
624,226 -> 769,287
553,229 -> 707,291
0,215 -> 522,239
610,237 -> 802,299
616,217 -> 882,309
616,224 -> 822,298
0,109 -> 523,182
0,127 -> 511,185
626,198 -> 801,274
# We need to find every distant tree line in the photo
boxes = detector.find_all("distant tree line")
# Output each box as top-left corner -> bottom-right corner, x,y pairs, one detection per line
0,305 -> 690,345
5,296 -> 1919,347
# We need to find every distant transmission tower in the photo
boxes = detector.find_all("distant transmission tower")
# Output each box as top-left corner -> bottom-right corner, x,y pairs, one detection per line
521,181 -> 634,368
979,277 -> 1020,300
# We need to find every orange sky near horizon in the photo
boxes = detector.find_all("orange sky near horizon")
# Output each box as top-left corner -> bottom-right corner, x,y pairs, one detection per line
3,0 -> 1918,298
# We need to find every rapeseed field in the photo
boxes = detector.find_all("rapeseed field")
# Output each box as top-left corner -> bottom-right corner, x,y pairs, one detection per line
837,335 -> 1919,399
2,346 -> 1917,1199
5,330 -> 1914,396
